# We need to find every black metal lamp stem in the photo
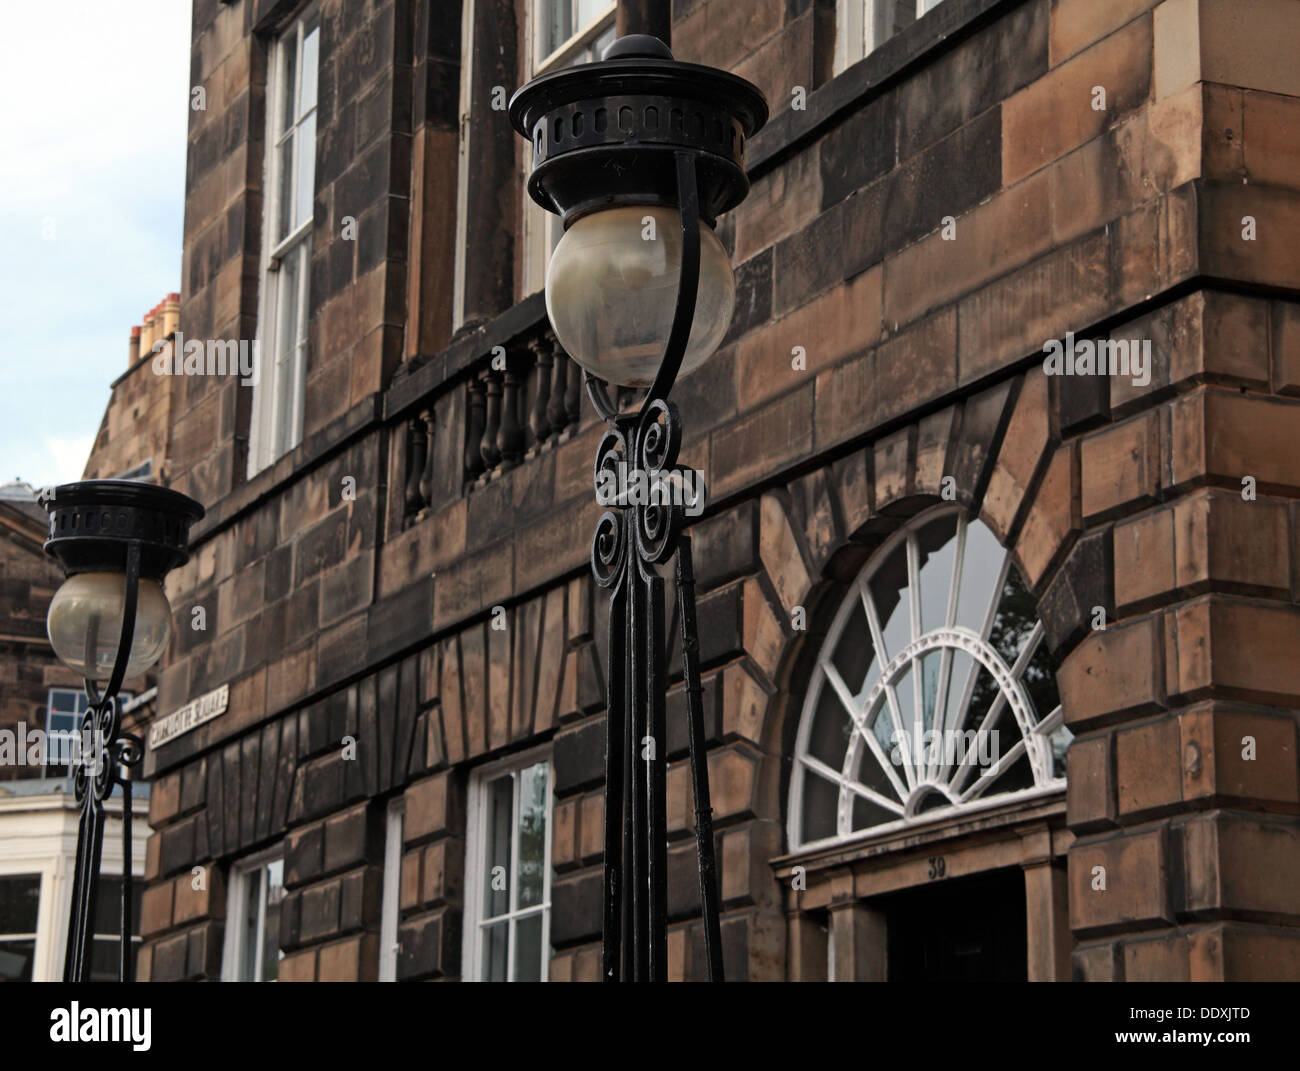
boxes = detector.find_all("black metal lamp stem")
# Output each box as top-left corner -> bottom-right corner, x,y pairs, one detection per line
675,535 -> 725,979
63,541 -> 144,983
590,151 -> 725,981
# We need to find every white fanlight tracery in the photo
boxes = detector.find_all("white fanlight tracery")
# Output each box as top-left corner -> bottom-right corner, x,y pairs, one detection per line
789,506 -> 1069,851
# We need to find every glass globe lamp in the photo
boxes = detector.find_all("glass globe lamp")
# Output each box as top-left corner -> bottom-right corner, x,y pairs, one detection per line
40,480 -> 203,686
545,205 -> 735,387
47,572 -> 173,680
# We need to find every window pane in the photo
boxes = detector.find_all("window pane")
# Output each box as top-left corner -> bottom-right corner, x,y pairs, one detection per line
299,25 -> 320,114
943,650 -> 976,734
1021,634 -> 1061,724
239,869 -> 260,981
294,111 -> 316,231
1049,724 -> 1071,779
261,860 -> 284,982
831,598 -> 875,696
892,667 -> 916,744
989,567 -> 1039,668
868,542 -> 911,661
954,521 -> 1005,636
280,33 -> 297,133
0,939 -> 36,982
49,690 -> 80,713
868,698 -> 894,755
512,912 -> 544,981
47,701 -> 80,769
0,875 -> 40,934
482,920 -> 508,981
916,514 -> 958,634
516,762 -> 548,910
807,680 -> 852,771
89,938 -> 130,983
92,877 -> 142,937
918,650 -> 942,734
275,243 -> 301,354
576,0 -> 608,32
543,0 -> 573,56
851,793 -> 897,832
276,137 -> 294,243
483,775 -> 513,918
801,770 -> 839,843
48,712 -> 78,733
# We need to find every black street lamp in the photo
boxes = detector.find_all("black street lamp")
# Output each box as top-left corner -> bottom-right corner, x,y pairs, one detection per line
511,34 -> 766,981
41,480 -> 204,982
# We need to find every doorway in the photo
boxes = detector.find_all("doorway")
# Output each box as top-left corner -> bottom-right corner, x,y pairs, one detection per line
879,867 -> 1027,981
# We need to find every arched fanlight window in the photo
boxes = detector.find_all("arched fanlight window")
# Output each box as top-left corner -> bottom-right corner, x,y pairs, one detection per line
789,505 -> 1070,850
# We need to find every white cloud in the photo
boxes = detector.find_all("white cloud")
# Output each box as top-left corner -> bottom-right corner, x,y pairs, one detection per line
4,433 -> 97,490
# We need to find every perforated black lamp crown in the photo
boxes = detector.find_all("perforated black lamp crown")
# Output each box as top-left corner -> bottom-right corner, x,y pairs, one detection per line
511,35 -> 766,982
41,479 -> 204,982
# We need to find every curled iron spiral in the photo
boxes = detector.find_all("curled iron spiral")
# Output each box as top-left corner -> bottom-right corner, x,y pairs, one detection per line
591,426 -> 631,588
635,398 -> 685,564
637,397 -> 680,474
72,695 -> 140,806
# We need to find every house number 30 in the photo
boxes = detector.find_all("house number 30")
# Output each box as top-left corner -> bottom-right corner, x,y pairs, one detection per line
927,856 -> 946,879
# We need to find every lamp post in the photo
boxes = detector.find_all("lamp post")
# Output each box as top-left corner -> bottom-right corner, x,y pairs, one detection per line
41,480 -> 204,982
510,34 -> 766,981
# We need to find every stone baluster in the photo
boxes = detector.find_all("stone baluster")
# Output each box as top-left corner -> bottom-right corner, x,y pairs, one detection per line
564,345 -> 581,427
497,354 -> 526,471
480,371 -> 502,474
465,379 -> 486,481
547,337 -> 570,436
405,413 -> 429,521
418,408 -> 435,509
529,336 -> 553,445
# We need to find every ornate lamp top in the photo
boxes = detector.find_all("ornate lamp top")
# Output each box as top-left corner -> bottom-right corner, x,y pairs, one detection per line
508,35 -> 768,226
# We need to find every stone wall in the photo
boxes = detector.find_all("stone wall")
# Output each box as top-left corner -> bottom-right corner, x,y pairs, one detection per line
135,0 -> 1300,980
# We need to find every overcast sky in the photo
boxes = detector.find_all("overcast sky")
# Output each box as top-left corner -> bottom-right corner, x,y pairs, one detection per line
0,1 -> 192,490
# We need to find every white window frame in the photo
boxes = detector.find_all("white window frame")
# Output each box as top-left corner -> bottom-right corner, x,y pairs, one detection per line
221,846 -> 285,982
787,505 -> 1068,853
461,746 -> 554,982
378,798 -> 404,982
46,687 -> 130,773
248,4 -> 320,475
519,1 -> 616,296
835,0 -> 945,74
453,2 -> 616,316
45,687 -> 87,771
531,0 -> 616,76
0,872 -> 42,982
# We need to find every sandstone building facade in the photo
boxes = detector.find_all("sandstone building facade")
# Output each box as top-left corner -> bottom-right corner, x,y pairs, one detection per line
131,0 -> 1300,981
